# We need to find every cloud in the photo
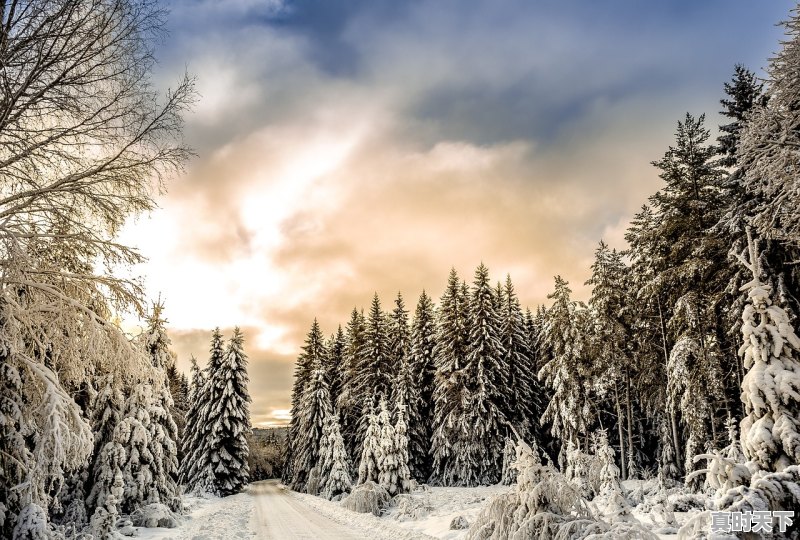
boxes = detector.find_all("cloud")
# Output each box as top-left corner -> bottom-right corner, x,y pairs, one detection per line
121,0 -> 794,425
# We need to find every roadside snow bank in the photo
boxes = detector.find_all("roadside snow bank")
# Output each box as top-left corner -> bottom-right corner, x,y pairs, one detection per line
136,490 -> 255,540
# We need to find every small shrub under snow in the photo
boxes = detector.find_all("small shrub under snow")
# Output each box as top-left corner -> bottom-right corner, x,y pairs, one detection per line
341,481 -> 391,516
450,515 -> 470,530
130,503 -> 180,528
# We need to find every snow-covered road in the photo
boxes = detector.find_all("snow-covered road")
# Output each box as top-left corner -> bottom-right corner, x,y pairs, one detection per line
251,481 -> 371,539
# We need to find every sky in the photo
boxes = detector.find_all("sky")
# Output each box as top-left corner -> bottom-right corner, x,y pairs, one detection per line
120,0 -> 794,427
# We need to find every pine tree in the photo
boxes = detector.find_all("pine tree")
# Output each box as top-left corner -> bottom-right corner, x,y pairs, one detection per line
376,397 -> 410,495
85,376 -> 124,495
460,263 -> 509,485
358,402 -> 380,485
388,293 -> 411,387
203,327 -> 251,496
500,275 -> 542,445
291,356 -> 332,492
286,320 -> 327,487
736,232 -> 800,472
358,294 -> 393,402
337,309 -> 366,460
178,356 -> 205,485
647,113 -> 729,482
406,290 -> 437,481
539,276 -> 592,461
718,65 -> 766,168
140,303 -> 180,509
326,326 -> 346,407
739,10 -> 800,249
87,422 -> 126,539
184,328 -> 225,494
117,384 -> 157,514
319,409 -> 352,500
430,269 -> 470,485
585,242 -> 635,479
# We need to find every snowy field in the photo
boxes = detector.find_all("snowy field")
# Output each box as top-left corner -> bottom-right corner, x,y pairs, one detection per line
131,479 -> 714,539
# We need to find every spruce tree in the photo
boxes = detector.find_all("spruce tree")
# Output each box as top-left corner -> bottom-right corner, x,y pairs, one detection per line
500,275 -> 542,445
286,320 -> 327,487
539,276 -> 591,461
358,401 -> 380,485
430,269 -> 470,485
376,397 -> 410,495
407,290 -> 437,481
460,263 -> 508,485
291,356 -> 332,492
739,10 -> 800,249
178,356 -> 205,485
140,303 -> 180,509
736,233 -> 800,472
353,295 -> 392,455
585,242 -> 635,479
184,329 -> 225,494
337,309 -> 366,460
326,326 -> 346,408
204,327 -> 251,496
319,409 -> 352,500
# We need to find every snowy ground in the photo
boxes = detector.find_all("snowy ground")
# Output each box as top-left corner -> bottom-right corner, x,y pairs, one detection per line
135,479 -> 709,539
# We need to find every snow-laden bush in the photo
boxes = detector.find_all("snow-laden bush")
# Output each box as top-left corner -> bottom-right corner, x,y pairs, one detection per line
500,437 -> 517,485
341,481 -> 391,516
389,494 -> 432,521
12,504 -> 49,540
450,515 -> 470,530
130,503 -> 180,528
590,431 -> 634,523
467,440 -> 656,540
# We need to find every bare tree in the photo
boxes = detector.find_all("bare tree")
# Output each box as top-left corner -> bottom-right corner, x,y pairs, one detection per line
0,0 -> 193,535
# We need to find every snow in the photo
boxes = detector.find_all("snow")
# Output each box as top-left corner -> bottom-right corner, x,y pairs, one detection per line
136,492 -> 254,540
384,485 -> 511,539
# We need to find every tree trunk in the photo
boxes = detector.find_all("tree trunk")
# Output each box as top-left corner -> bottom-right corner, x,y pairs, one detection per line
658,297 -> 682,471
626,370 -> 635,477
614,382 -> 627,480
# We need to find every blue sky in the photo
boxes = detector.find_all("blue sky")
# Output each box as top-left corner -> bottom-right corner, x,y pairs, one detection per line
127,0 -> 795,425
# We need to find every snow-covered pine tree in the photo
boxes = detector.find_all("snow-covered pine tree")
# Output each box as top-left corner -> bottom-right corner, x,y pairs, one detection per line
84,375 -> 124,507
0,344 -> 33,540
184,329 -> 226,494
117,384 -> 157,514
716,65 -> 800,394
406,290 -> 437,482
539,276 -> 592,464
501,436 -> 518,485
326,326 -> 346,409
735,232 -> 800,472
178,356 -> 205,485
739,9 -> 800,249
204,327 -> 251,496
358,400 -> 381,485
139,302 -> 181,509
286,320 -> 327,488
291,355 -> 332,492
430,269 -> 470,485
459,263 -> 509,485
500,275 -> 543,447
87,420 -> 127,539
337,309 -> 366,461
376,397 -> 411,495
319,408 -> 352,500
386,292 -> 416,403
358,295 -> 393,405
647,113 -> 729,484
585,242 -> 635,479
